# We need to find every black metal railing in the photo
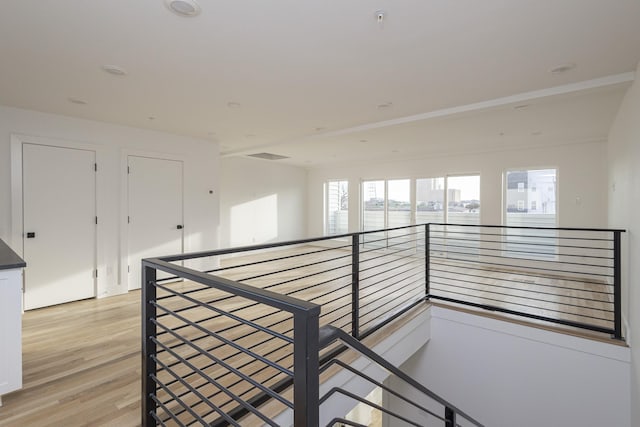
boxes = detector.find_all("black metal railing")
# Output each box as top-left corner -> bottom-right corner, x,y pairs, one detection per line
426,223 -> 624,339
142,224 -> 429,426
142,259 -> 320,426
319,325 -> 484,427
141,222 -> 624,426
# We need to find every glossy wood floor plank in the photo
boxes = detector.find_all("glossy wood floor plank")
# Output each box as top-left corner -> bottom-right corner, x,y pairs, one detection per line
0,292 -> 141,427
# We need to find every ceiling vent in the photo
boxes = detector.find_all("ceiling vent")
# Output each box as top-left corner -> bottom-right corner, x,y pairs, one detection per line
247,153 -> 290,161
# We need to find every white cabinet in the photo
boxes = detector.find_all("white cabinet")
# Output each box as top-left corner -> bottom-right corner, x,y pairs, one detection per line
0,240 -> 24,407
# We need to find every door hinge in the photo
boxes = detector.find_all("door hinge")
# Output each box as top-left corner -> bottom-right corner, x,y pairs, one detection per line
128,265 -> 130,273
95,269 -> 98,278
127,216 -> 130,224
127,166 -> 130,174
94,163 -> 98,172
95,216 -> 98,225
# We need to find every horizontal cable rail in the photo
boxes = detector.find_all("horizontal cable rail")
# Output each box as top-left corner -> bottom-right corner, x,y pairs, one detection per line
141,222 -> 623,426
142,224 -> 429,426
142,258 -> 321,427
427,223 -> 624,338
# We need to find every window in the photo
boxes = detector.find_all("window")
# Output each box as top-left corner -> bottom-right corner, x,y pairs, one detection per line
360,175 -> 480,232
505,169 -> 556,227
362,180 -> 385,231
362,179 -> 411,231
416,177 -> 445,224
505,168 -> 557,257
446,175 -> 480,225
387,179 -> 411,228
325,180 -> 348,235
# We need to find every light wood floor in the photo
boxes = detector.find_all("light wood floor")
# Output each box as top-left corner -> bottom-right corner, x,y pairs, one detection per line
0,291 -> 142,427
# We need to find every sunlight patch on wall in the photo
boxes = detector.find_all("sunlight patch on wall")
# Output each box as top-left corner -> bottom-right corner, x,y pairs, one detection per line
230,194 -> 278,246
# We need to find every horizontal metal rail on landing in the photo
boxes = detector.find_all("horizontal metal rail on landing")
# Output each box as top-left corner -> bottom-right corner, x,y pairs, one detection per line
426,223 -> 624,340
142,224 -> 431,426
141,222 -> 624,426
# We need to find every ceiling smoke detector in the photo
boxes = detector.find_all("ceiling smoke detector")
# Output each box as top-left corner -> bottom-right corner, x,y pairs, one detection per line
164,0 -> 201,17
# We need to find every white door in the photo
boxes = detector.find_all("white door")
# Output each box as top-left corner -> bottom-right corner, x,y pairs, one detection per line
22,144 -> 97,310
127,156 -> 183,290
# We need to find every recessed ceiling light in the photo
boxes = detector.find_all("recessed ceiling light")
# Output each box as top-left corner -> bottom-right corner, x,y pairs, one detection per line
164,0 -> 201,17
499,132 -> 505,136
101,65 -> 127,76
314,127 -> 326,132
550,63 -> 576,74
148,116 -> 155,121
245,134 -> 256,138
391,149 -> 399,153
377,102 -> 393,109
68,97 -> 87,105
531,131 -> 542,136
513,104 -> 530,111
227,101 -> 241,109
359,139 -> 368,143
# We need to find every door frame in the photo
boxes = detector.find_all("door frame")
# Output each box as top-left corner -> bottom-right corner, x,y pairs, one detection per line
10,134 -> 102,301
119,150 -> 185,289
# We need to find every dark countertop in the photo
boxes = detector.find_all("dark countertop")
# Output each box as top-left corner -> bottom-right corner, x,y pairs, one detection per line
0,238 -> 26,270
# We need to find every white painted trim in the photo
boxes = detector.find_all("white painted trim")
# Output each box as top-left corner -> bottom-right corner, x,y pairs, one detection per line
323,72 -> 637,137
223,73 -> 635,157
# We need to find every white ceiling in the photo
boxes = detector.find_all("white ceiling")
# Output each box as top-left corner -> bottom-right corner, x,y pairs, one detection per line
1,1 -> 639,167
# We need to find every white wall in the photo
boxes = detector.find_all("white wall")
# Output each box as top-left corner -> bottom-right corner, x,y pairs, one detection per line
219,156 -> 307,248
391,306 -> 631,427
307,141 -> 608,236
607,64 -> 640,426
0,105 -> 219,298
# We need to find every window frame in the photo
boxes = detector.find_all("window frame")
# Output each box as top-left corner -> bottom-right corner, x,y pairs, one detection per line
324,179 -> 349,236
502,167 -> 559,260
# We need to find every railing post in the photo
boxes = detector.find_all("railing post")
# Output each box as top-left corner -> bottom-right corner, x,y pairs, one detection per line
293,307 -> 320,427
425,223 -> 430,299
445,406 -> 456,427
613,231 -> 622,340
141,262 -> 157,427
352,233 -> 360,339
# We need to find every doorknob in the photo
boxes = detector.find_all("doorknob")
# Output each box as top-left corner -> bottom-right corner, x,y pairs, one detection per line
177,225 -> 183,230
26,232 -> 36,238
